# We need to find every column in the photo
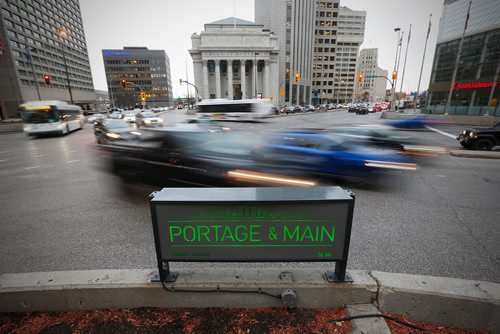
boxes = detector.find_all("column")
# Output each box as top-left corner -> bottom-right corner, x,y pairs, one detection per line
227,60 -> 233,100
215,60 -> 221,99
202,60 -> 209,100
264,60 -> 270,100
252,59 -> 258,99
240,60 -> 246,99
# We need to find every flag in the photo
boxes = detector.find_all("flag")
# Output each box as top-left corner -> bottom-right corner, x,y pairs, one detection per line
0,37 -> 4,60
427,16 -> 432,38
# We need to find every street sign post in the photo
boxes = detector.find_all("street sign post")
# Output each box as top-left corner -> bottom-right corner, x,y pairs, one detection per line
150,187 -> 355,283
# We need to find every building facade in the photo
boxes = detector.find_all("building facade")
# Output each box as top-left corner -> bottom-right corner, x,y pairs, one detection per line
0,0 -> 95,118
312,0 -> 340,105
102,47 -> 173,108
426,0 -> 500,115
189,18 -> 280,103
335,6 -> 366,104
255,0 -> 315,106
356,48 -> 388,101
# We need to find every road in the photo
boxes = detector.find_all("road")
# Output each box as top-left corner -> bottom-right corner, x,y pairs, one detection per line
0,110 -> 499,283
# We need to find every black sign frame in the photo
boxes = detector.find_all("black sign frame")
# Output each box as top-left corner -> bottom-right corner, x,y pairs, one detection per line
150,187 -> 355,283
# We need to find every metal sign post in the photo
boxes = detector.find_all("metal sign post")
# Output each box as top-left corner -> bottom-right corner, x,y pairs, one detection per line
150,187 -> 355,283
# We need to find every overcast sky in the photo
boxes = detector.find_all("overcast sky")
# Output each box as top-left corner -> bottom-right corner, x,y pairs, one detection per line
79,0 -> 444,97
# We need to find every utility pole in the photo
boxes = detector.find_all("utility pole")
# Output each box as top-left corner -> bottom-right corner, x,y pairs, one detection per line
415,14 -> 432,113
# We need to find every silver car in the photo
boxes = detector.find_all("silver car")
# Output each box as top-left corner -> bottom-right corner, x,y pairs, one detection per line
135,111 -> 164,127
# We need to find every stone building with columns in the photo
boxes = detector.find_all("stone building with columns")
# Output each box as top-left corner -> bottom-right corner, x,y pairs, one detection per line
189,17 -> 280,104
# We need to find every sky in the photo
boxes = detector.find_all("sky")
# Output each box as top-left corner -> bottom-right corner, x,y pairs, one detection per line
79,0 -> 444,98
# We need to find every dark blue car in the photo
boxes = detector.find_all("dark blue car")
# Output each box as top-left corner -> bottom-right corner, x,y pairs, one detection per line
257,132 -> 417,179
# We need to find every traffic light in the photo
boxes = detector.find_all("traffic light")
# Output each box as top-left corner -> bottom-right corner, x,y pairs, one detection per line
179,78 -> 183,85
43,74 -> 51,84
295,72 -> 300,83
140,92 -> 146,100
358,73 -> 363,84
121,79 -> 127,88
392,70 -> 397,81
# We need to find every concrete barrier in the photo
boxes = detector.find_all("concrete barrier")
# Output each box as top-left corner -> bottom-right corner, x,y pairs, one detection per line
1,268 -> 498,332
381,111 -> 500,127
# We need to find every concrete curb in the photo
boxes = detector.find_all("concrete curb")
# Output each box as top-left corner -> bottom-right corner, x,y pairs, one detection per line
0,122 -> 23,133
449,150 -> 500,159
0,269 -> 498,332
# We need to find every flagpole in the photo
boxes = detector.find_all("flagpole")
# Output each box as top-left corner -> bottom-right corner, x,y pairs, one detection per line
391,28 -> 401,111
414,14 -> 432,113
399,24 -> 411,94
445,0 -> 472,114
394,31 -> 404,109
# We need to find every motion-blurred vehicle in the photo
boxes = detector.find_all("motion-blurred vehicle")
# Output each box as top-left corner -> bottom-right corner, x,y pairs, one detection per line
348,105 -> 357,113
87,113 -> 106,124
326,125 -> 410,151
93,119 -> 140,144
109,111 -> 122,119
196,99 -> 273,120
135,111 -> 164,127
256,131 -> 416,180
457,122 -> 500,151
356,105 -> 369,115
186,118 -> 230,132
306,105 -> 315,112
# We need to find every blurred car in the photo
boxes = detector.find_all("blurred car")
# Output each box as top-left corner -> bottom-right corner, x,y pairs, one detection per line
109,111 -> 122,119
355,105 -> 369,115
87,113 -> 106,124
186,118 -> 230,132
326,125 -> 410,151
285,106 -> 296,114
271,105 -> 280,115
457,122 -> 500,151
93,119 -> 140,144
348,105 -> 357,113
257,131 -> 416,179
306,105 -> 315,112
135,111 -> 164,127
123,111 -> 139,123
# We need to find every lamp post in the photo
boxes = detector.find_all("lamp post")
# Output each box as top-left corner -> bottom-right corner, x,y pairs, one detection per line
58,28 -> 74,104
391,28 -> 401,111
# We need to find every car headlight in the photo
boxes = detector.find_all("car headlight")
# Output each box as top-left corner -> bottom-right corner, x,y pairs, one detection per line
145,119 -> 151,123
130,131 -> 141,136
469,132 -> 475,138
462,130 -> 466,135
106,132 -> 120,139
158,119 -> 163,123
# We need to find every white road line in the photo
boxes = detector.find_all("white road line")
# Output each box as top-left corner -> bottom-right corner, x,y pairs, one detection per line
0,151 -> 10,154
67,160 -> 80,163
0,159 -> 9,163
24,166 -> 40,170
32,154 -> 45,158
66,150 -> 77,153
425,125 -> 457,139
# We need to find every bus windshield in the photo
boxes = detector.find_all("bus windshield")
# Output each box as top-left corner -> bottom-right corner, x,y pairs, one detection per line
22,108 -> 59,124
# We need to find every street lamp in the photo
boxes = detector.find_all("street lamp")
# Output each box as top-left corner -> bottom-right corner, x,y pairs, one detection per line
58,28 -> 74,104
391,28 -> 401,111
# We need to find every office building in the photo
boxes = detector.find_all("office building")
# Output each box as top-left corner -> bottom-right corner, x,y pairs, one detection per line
189,17 -> 279,103
0,0 -> 94,118
102,47 -> 173,108
312,0 -> 340,105
334,6 -> 366,104
255,0 -> 315,106
426,0 -> 500,115
356,48 -> 388,101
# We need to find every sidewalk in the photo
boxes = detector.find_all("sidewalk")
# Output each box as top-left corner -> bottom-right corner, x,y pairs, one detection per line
0,119 -> 23,134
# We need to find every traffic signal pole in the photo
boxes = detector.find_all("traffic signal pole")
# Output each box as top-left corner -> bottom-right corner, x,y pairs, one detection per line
123,81 -> 146,109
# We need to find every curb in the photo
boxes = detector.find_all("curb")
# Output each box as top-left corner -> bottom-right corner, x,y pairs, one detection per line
0,122 -> 23,134
0,269 -> 498,332
449,149 -> 500,159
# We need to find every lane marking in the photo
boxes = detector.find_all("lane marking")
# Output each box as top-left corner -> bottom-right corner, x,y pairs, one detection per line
32,154 -> 45,158
0,151 -> 10,154
0,159 -> 9,163
425,125 -> 457,139
66,150 -> 77,153
67,160 -> 80,163
24,166 -> 40,170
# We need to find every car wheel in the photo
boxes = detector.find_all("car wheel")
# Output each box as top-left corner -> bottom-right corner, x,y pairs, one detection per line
474,139 -> 493,151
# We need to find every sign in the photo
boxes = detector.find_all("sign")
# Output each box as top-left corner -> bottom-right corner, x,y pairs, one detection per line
150,187 -> 355,282
103,50 -> 131,57
452,81 -> 499,91
366,75 -> 378,79
280,87 -> 285,97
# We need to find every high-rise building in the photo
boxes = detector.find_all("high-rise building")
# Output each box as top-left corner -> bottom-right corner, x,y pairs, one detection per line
335,6 -> 366,104
426,0 -> 500,115
312,0 -> 340,105
356,48 -> 388,102
255,0 -> 315,106
102,47 -> 173,108
0,0 -> 94,118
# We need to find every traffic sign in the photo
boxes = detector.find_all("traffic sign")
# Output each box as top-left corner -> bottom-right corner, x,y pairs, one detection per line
366,75 -> 378,79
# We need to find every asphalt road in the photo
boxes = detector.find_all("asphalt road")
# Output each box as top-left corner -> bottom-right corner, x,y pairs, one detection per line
1,110 -> 499,283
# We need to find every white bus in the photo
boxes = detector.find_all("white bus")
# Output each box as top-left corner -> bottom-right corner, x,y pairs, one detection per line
196,99 -> 273,121
20,100 -> 84,136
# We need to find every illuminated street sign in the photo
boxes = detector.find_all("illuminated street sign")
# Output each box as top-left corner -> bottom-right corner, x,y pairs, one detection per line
150,187 -> 355,282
